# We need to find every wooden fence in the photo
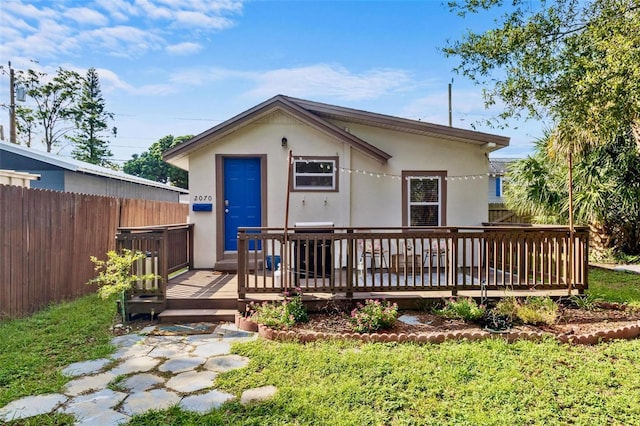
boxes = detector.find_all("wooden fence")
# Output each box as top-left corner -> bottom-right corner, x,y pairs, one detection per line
0,185 -> 189,319
488,203 -> 530,224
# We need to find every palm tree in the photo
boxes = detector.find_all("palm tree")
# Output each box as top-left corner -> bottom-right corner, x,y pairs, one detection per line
505,130 -> 640,260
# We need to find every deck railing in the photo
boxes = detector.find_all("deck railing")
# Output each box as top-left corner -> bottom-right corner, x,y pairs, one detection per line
115,223 -> 193,315
237,226 -> 589,298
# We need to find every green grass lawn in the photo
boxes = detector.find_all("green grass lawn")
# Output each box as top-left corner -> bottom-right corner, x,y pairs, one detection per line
2,268 -> 640,425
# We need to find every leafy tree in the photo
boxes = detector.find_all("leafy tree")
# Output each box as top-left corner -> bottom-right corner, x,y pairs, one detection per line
505,131 -> 640,259
15,105 -> 36,147
68,68 -> 116,167
123,135 -> 189,189
15,68 -> 81,152
444,0 -> 640,151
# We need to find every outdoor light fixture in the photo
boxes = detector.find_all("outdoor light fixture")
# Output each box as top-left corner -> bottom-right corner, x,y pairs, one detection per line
281,137 -> 288,147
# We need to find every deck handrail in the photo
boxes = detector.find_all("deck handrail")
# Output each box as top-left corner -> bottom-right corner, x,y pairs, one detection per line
115,223 -> 194,308
237,225 -> 589,299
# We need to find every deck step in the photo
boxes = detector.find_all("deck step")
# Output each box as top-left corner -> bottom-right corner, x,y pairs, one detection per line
157,308 -> 237,324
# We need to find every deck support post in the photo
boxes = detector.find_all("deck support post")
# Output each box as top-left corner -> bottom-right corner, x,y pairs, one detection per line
450,229 -> 458,297
346,229 -> 354,299
238,230 -> 247,300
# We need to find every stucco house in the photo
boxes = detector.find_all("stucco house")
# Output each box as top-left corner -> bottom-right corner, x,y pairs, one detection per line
163,95 -> 509,270
0,141 -> 187,202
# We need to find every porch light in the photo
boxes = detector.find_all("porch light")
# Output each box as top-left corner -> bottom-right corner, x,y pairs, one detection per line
281,137 -> 288,147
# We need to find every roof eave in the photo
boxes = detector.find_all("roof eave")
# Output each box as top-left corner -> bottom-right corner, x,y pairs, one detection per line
163,95 -> 392,164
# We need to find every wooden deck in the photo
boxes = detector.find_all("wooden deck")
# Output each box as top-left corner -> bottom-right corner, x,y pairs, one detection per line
167,269 -> 574,311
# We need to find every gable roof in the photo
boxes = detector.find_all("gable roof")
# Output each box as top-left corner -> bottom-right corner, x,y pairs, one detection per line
489,158 -> 518,175
0,141 -> 188,193
163,94 -> 510,166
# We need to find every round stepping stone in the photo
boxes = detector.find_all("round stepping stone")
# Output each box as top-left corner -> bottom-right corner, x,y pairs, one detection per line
203,355 -> 250,372
158,356 -> 206,374
0,394 -> 67,422
60,389 -> 127,420
121,373 -> 165,392
109,356 -> 161,376
64,372 -> 116,397
180,390 -> 235,413
166,370 -> 218,393
240,385 -> 278,405
61,358 -> 112,377
192,341 -> 231,358
120,389 -> 181,417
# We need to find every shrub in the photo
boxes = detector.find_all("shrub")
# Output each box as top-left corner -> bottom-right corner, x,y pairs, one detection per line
350,299 -> 398,333
515,296 -> 558,325
435,297 -> 485,322
569,293 -> 602,311
250,293 -> 308,329
494,296 -> 520,319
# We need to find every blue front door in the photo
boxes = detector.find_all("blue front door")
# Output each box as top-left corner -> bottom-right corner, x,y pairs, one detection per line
223,157 -> 262,251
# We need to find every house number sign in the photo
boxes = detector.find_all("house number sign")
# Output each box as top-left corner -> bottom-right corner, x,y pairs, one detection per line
192,195 -> 213,212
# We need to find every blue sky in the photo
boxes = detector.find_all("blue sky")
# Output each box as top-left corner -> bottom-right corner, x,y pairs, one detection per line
0,0 -> 546,165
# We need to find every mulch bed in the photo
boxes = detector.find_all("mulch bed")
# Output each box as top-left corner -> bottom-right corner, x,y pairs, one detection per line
293,303 -> 640,336
246,302 -> 640,345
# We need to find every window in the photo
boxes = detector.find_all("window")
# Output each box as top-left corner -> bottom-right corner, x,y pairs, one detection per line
292,157 -> 338,192
495,176 -> 502,197
402,171 -> 446,226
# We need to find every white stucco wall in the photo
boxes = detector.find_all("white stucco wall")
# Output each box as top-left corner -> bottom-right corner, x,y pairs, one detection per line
186,109 -> 495,268
337,121 -> 489,228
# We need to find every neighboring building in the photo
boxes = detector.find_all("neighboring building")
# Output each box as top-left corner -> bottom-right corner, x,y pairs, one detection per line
0,169 -> 40,188
488,158 -> 516,204
0,141 -> 187,202
163,95 -> 509,269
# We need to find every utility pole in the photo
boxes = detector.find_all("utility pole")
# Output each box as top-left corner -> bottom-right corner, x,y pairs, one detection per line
448,79 -> 453,127
9,61 -> 16,144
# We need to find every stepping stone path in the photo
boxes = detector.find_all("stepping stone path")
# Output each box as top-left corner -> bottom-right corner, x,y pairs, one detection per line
0,323 -> 276,424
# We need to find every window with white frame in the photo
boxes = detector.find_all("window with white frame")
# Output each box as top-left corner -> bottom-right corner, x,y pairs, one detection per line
402,172 -> 446,226
292,157 -> 338,191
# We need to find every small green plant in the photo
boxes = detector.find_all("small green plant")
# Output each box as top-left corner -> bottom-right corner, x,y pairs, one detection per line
494,296 -> 520,319
435,297 -> 485,322
569,293 -> 602,311
249,291 -> 308,329
88,249 -> 159,321
350,299 -> 398,333
515,296 -> 558,325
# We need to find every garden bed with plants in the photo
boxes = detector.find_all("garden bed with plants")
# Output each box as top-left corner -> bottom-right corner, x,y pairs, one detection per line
240,293 -> 640,345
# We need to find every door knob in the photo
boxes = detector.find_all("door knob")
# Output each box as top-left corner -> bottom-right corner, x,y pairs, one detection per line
225,208 -> 229,213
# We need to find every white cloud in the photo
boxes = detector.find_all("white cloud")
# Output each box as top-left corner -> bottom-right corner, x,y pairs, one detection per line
0,0 -> 244,59
168,66 -> 240,85
64,7 -> 109,27
4,18 -> 77,59
94,0 -> 138,22
166,42 -> 203,55
173,11 -> 234,29
247,65 -> 412,101
79,26 -> 163,57
2,1 -> 59,21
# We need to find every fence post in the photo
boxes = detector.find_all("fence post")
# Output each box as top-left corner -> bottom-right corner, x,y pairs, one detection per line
238,230 -> 246,300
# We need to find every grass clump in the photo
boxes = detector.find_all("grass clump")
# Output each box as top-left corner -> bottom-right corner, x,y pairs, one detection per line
350,299 -> 398,333
515,296 -> 558,325
0,294 -> 116,408
435,297 -> 485,321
